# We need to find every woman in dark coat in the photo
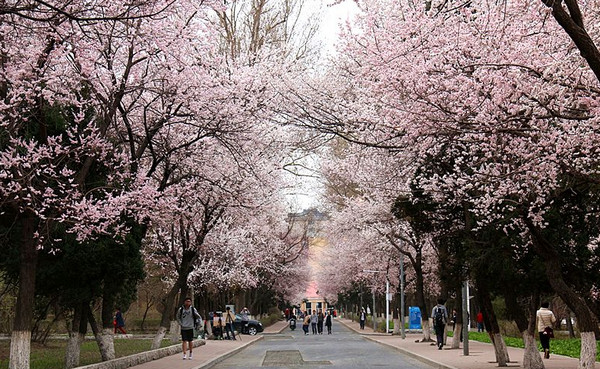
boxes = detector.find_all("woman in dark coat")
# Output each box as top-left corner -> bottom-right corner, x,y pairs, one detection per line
325,311 -> 332,335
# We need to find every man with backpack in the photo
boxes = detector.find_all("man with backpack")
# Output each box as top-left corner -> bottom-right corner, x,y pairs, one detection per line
177,297 -> 202,360
431,299 -> 448,350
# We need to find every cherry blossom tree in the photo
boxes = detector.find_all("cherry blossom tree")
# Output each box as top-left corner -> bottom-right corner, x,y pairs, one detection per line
277,0 -> 600,367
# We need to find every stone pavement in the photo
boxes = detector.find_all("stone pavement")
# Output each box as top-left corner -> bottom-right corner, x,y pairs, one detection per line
128,319 -> 289,369
337,318 -> 599,369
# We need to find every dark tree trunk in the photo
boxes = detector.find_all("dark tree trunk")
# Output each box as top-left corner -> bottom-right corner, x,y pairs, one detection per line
525,219 -> 599,366
476,279 -> 509,366
504,291 -> 544,369
543,0 -> 600,82
151,252 -> 196,349
9,211 -> 38,369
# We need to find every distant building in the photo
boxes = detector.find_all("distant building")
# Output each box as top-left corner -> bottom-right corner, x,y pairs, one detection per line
288,208 -> 330,313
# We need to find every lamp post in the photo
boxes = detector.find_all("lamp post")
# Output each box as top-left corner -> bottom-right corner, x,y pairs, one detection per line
400,254 -> 405,339
462,280 -> 470,356
363,270 -> 390,333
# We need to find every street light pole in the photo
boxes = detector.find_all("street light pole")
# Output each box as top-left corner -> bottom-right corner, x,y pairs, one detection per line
372,288 -> 376,332
385,277 -> 390,333
400,254 -> 405,339
462,280 -> 470,356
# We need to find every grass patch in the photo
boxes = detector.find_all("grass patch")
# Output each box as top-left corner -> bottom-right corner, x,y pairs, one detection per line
448,331 -> 600,361
0,338 -> 172,369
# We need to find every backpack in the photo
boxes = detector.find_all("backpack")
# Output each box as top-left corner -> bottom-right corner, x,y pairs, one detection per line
434,306 -> 445,327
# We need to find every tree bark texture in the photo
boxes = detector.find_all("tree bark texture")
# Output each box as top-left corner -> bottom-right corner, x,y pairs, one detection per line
476,279 -> 509,366
522,330 -> 545,369
9,211 -> 38,369
152,326 -> 168,350
525,220 -> 599,368
65,304 -> 87,369
543,0 -> 600,83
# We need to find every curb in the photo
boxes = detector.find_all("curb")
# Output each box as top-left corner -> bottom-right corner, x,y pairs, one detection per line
191,320 -> 287,369
264,322 -> 289,335
75,340 -> 206,369
191,336 -> 264,369
337,319 -> 458,369
361,336 -> 459,369
336,318 -> 390,336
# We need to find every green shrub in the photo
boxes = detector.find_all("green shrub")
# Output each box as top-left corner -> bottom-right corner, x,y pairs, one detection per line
0,338 -> 172,369
259,313 -> 281,328
452,331 -> 600,361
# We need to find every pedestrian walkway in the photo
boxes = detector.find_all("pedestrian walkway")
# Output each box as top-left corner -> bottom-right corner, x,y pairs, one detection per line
128,320 -> 288,369
338,318 -> 598,369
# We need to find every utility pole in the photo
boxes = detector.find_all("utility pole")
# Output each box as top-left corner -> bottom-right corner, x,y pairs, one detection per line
462,281 -> 469,356
373,288 -> 376,332
385,277 -> 390,333
400,254 -> 405,339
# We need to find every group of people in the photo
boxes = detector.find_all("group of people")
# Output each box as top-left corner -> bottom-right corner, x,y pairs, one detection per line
430,299 -> 557,359
176,299 -> 251,360
298,309 -> 333,335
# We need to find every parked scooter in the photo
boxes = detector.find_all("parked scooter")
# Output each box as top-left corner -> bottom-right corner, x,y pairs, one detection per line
289,315 -> 297,331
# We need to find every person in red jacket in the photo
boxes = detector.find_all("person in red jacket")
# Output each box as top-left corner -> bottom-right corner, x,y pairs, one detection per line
476,311 -> 484,332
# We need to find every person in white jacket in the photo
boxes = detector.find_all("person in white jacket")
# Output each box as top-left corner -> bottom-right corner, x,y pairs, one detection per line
536,302 -> 556,359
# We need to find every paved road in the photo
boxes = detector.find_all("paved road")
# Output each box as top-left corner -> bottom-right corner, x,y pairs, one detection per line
210,320 -> 435,369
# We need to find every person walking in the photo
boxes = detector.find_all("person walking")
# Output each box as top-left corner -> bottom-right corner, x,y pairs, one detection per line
113,308 -> 126,334
537,302 -> 556,359
317,310 -> 325,334
476,311 -> 484,332
177,297 -> 202,360
359,308 -> 367,330
302,311 -> 310,335
310,310 -> 318,335
224,306 -> 237,340
240,307 -> 250,334
325,311 -> 332,335
431,299 -> 448,350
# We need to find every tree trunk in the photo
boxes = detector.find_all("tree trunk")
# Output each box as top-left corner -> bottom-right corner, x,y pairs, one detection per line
65,304 -> 88,369
477,279 -> 509,366
97,329 -> 115,361
452,323 -> 462,349
421,319 -> 432,341
491,332 -> 510,366
579,331 -> 596,369
452,286 -> 463,349
87,309 -> 114,361
152,326 -> 168,349
96,295 -> 115,361
152,252 -> 196,349
153,283 -> 179,348
525,220 -> 599,369
522,330 -> 545,369
169,320 -> 179,343
140,299 -> 153,332
502,286 -> 543,369
566,310 -> 575,339
543,0 -> 600,83
9,211 -> 38,369
393,302 -> 400,335
413,252 -> 431,342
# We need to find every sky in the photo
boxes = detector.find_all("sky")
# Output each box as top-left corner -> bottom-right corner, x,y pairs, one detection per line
284,0 -> 359,212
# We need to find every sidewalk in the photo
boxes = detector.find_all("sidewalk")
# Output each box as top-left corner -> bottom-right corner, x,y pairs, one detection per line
127,320 -> 289,369
337,318 -> 598,369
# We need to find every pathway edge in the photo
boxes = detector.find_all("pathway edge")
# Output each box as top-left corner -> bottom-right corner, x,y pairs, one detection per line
190,336 -> 264,369
338,318 -> 459,369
